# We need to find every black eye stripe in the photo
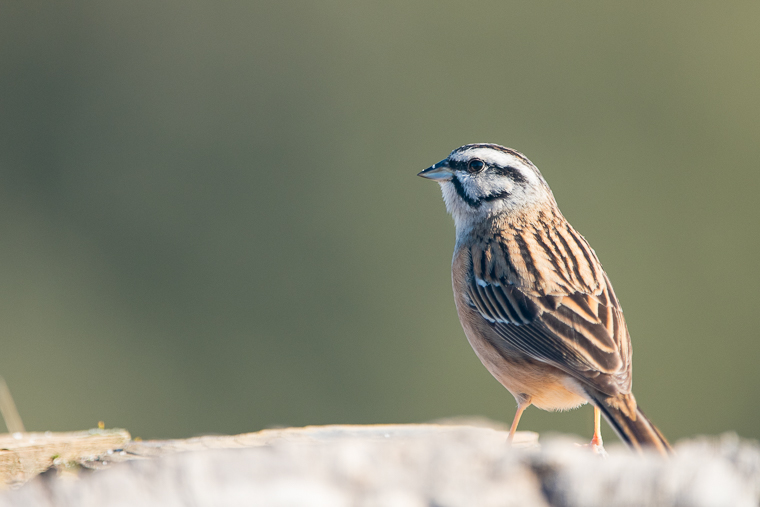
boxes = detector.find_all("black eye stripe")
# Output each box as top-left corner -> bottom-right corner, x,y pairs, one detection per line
493,165 -> 526,183
449,160 -> 468,172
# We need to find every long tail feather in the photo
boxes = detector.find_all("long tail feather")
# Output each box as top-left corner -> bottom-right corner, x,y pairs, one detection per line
588,391 -> 672,456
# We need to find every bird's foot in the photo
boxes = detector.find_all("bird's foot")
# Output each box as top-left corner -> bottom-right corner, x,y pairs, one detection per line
576,435 -> 608,457
589,433 -> 608,457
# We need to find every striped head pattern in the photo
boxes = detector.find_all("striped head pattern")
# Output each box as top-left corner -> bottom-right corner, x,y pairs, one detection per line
418,144 -> 555,233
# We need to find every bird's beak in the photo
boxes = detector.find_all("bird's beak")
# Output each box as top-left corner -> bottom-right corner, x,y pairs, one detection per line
417,159 -> 454,181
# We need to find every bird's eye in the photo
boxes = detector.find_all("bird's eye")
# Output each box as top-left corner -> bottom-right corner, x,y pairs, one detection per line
468,159 -> 485,172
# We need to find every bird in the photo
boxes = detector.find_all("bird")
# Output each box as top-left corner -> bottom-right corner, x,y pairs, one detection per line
418,143 -> 672,455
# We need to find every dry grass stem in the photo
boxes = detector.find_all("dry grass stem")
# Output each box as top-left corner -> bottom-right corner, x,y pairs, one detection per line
0,377 -> 25,434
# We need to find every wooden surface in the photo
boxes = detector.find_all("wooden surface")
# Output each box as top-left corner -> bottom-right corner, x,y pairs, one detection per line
0,429 -> 131,488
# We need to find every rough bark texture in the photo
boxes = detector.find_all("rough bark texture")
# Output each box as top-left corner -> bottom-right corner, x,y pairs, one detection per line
0,424 -> 757,507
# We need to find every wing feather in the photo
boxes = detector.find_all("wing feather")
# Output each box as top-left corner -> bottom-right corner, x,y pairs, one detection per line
561,294 -> 600,324
465,218 -> 632,395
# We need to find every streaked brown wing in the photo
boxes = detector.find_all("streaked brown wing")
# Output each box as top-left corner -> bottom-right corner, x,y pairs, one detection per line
466,221 -> 632,396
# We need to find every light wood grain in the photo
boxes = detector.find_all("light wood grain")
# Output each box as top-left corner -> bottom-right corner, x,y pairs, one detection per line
0,429 -> 130,488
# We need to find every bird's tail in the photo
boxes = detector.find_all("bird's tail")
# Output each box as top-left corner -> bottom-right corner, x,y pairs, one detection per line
588,390 -> 673,456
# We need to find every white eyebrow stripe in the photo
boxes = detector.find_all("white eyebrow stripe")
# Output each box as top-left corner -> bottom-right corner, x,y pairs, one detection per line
450,148 -> 524,168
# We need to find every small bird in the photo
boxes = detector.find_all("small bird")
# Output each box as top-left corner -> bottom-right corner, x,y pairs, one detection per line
418,143 -> 671,455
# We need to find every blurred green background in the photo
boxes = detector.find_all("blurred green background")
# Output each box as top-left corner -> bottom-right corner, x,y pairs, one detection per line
0,1 -> 758,443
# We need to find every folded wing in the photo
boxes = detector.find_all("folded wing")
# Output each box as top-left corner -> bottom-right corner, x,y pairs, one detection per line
466,219 -> 632,396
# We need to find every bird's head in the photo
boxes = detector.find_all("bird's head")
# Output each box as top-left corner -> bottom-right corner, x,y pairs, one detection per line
418,144 -> 554,232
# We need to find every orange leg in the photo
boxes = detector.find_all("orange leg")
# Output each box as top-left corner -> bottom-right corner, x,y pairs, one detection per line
590,406 -> 603,446
507,399 -> 531,444
590,406 -> 607,455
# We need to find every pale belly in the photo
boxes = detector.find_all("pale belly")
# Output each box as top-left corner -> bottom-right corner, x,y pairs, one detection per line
458,304 -> 589,412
